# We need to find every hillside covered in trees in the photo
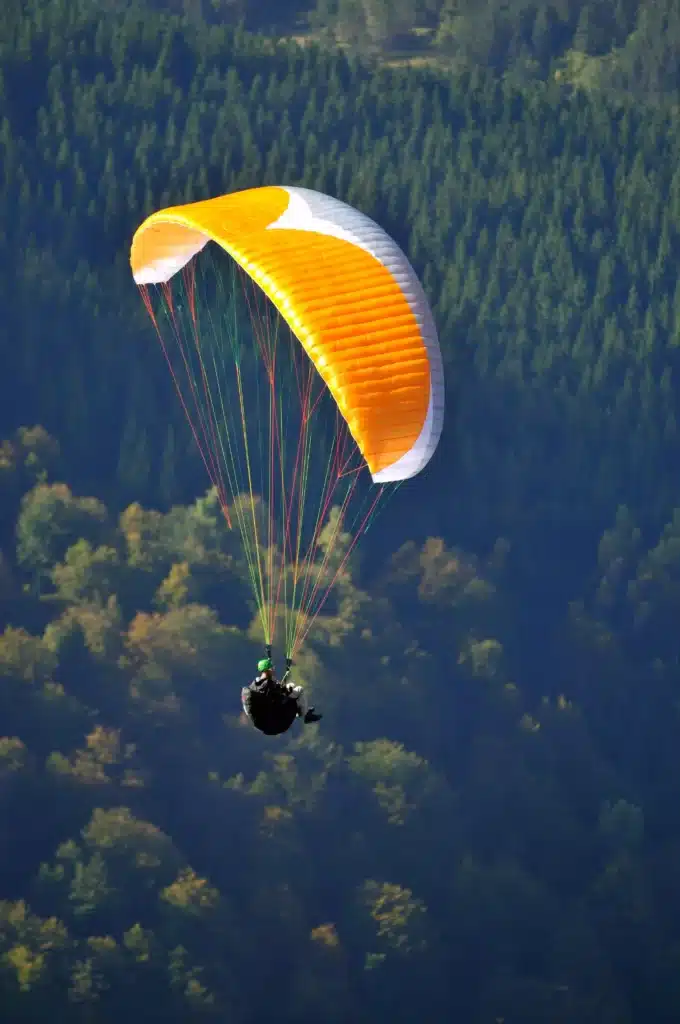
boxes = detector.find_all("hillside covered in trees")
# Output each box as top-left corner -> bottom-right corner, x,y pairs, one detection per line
3,427 -> 680,1023
102,0 -> 680,100
2,0 -> 680,1020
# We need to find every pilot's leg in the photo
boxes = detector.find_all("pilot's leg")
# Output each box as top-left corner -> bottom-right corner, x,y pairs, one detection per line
289,686 -> 307,717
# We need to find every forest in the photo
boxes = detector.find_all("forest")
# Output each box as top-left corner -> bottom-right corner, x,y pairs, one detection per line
104,0 -> 680,100
2,0 -> 680,1020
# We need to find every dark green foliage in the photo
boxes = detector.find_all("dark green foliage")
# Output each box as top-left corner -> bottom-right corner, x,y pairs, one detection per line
1,441 -> 680,1021
2,2 -> 680,1019
2,0 -> 680,622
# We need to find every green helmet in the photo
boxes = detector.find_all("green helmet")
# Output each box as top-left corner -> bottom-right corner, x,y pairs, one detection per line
257,657 -> 273,672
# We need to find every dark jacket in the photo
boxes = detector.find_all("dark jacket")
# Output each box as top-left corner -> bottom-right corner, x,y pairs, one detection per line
241,674 -> 299,736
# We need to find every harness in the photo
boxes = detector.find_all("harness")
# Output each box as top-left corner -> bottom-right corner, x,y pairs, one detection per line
242,671 -> 298,735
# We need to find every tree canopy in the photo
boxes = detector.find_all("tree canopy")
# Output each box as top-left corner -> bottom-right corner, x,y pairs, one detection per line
2,0 -> 680,1019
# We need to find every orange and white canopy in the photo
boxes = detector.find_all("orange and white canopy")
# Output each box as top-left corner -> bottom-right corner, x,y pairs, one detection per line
131,186 -> 444,482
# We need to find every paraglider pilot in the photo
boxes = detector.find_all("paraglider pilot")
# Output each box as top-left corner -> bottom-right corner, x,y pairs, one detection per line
241,650 -> 322,736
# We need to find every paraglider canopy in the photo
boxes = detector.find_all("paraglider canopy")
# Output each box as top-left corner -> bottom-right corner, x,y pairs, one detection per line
131,186 -> 444,483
